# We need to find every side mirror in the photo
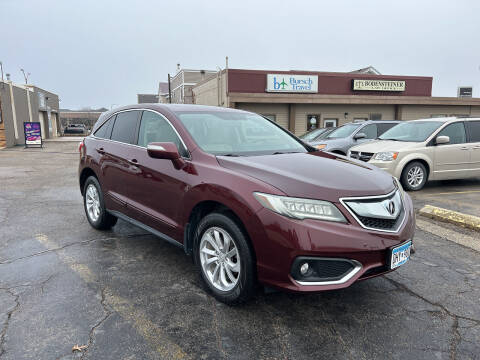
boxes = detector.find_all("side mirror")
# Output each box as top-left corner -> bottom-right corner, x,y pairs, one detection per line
435,135 -> 450,145
147,142 -> 186,169
354,132 -> 366,140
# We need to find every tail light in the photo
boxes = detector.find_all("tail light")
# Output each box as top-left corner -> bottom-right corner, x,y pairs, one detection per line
78,141 -> 85,156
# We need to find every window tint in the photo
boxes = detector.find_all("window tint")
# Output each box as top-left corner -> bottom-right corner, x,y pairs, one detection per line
467,121 -> 480,142
110,111 -> 139,144
138,111 -> 188,157
360,124 -> 377,139
377,123 -> 397,136
437,122 -> 466,145
94,116 -> 115,139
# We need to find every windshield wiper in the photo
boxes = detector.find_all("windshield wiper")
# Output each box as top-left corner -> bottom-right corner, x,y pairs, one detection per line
218,153 -> 241,157
272,151 -> 301,155
379,138 -> 399,141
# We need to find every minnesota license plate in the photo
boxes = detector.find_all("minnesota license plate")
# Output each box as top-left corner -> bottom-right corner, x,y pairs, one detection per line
390,241 -> 412,269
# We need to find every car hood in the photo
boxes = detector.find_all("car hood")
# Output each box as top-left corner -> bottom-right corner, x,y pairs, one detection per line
217,152 -> 395,202
350,140 -> 421,153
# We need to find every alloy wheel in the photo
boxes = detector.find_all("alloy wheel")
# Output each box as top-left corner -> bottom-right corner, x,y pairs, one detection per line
407,166 -> 424,188
199,227 -> 241,292
85,184 -> 101,222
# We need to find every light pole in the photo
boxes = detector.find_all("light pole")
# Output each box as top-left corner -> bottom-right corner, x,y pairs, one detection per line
20,68 -> 33,122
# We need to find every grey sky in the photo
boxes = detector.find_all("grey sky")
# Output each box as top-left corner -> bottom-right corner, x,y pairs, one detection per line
2,0 -> 479,109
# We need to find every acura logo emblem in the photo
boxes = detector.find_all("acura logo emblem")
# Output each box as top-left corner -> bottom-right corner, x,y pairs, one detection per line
387,201 -> 396,215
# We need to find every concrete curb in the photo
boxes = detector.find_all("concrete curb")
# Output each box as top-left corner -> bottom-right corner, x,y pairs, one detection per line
419,205 -> 480,232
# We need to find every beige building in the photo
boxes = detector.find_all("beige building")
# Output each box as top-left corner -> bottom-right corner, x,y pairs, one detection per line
169,67 -> 217,104
192,68 -> 480,136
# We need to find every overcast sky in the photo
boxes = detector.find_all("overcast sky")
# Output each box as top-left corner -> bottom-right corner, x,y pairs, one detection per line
2,0 -> 480,109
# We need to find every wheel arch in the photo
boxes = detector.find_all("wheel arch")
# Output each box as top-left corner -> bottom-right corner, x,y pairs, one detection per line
79,167 -> 98,194
400,157 -> 431,180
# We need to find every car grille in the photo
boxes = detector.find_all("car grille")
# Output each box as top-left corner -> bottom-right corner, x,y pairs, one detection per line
350,151 -> 374,162
340,189 -> 405,232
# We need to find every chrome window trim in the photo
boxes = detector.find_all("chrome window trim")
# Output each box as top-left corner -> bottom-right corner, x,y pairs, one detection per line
339,188 -> 406,233
295,260 -> 362,286
91,108 -> 191,160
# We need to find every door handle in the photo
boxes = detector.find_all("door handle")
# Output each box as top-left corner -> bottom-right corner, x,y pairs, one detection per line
460,147 -> 469,150
129,159 -> 138,165
96,147 -> 105,154
473,146 -> 480,150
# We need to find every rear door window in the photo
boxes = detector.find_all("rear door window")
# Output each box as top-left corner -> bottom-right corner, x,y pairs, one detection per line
437,122 -> 466,144
360,124 -> 378,139
110,111 -> 140,144
466,121 -> 480,142
94,116 -> 115,139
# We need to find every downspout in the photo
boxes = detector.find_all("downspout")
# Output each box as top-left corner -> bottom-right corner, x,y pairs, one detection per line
26,86 -> 33,122
225,56 -> 229,107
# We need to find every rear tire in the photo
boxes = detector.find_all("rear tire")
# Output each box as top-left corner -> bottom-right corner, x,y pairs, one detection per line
401,161 -> 427,191
193,213 -> 256,305
83,176 -> 117,230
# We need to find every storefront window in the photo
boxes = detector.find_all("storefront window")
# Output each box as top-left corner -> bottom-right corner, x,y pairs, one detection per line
307,115 -> 320,131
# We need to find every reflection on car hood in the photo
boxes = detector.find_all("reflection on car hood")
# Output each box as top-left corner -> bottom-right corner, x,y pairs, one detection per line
350,140 -> 421,153
217,152 -> 395,202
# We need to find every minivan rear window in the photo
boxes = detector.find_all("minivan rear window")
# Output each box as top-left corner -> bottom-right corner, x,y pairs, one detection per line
467,121 -> 480,142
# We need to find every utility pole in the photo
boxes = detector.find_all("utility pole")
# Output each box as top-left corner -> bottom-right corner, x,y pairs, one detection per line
20,68 -> 33,122
168,74 -> 172,103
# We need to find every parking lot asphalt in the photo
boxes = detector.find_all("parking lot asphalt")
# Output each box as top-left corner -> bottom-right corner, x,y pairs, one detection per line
409,178 -> 480,217
0,142 -> 479,360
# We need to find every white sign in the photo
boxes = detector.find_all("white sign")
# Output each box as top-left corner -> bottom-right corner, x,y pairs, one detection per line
353,79 -> 405,92
267,74 -> 318,93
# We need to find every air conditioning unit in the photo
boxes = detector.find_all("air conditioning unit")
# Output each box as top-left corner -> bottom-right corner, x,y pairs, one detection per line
457,86 -> 473,98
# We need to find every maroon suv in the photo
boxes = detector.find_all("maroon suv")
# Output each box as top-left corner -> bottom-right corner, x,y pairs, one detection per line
79,104 -> 415,304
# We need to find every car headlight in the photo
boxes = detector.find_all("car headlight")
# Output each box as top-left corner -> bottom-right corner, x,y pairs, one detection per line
374,152 -> 399,161
393,177 -> 405,198
253,192 -> 346,222
315,144 -> 327,150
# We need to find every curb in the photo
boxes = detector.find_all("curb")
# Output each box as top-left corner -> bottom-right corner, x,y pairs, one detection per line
419,205 -> 480,232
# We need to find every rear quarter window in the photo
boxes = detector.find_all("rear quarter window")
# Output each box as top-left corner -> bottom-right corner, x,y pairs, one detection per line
94,116 -> 115,139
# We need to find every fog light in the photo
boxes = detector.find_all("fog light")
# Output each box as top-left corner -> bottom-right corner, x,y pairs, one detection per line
300,262 -> 309,275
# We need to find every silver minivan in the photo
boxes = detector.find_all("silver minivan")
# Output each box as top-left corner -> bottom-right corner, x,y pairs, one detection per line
348,117 -> 480,190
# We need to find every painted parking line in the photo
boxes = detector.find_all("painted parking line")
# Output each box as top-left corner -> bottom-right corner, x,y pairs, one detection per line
420,190 -> 480,196
35,234 -> 190,360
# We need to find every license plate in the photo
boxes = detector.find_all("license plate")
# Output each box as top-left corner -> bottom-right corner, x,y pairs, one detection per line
390,241 -> 412,269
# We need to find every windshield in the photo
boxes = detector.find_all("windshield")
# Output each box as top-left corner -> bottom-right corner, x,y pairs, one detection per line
176,111 -> 309,156
326,124 -> 361,139
379,121 -> 444,142
300,128 -> 327,141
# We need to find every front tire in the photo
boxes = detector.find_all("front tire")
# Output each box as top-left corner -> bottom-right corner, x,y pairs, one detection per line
401,161 -> 427,191
83,176 -> 117,230
194,213 -> 256,305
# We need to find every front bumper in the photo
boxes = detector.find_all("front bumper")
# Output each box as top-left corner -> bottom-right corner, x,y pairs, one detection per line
366,159 -> 402,178
252,193 -> 415,292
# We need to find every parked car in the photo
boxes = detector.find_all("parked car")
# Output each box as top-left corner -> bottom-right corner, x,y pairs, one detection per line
64,124 -> 87,135
78,104 -> 415,304
348,117 -> 480,190
299,127 -> 336,143
310,120 -> 401,155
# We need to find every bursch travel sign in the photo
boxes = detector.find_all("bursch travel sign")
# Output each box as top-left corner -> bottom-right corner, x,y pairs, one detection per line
267,74 -> 318,93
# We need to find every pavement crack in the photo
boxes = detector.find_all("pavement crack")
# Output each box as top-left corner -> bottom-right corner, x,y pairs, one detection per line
209,296 -> 227,359
449,317 -> 460,360
0,289 -> 21,358
80,287 -> 112,360
0,236 -> 114,266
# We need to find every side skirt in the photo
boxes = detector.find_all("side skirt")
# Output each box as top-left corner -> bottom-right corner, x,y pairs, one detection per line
107,210 -> 184,249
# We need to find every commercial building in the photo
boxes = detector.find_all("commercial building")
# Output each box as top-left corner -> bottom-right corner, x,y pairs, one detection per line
169,66 -> 217,104
192,68 -> 480,135
59,110 -> 106,133
0,80 -> 60,147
